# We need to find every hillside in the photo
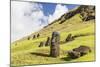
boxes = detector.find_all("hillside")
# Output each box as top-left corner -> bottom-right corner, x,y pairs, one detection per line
11,5 -> 95,66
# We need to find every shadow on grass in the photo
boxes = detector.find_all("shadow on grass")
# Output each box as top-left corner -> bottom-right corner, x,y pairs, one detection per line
30,52 -> 50,57
61,57 -> 75,61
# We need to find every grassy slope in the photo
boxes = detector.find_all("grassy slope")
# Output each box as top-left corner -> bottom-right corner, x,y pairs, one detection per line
11,14 -> 95,66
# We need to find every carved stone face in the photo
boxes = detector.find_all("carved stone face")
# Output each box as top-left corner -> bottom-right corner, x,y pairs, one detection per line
50,31 -> 60,57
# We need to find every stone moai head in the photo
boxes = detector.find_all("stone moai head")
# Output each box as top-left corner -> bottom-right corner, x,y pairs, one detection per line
66,33 -> 74,42
50,31 -> 60,57
39,42 -> 44,47
15,43 -> 17,46
27,36 -> 30,40
37,33 -> 40,38
33,35 -> 36,39
45,37 -> 51,46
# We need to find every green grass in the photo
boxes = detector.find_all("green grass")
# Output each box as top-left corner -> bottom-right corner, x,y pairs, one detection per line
11,35 -> 95,66
11,14 -> 95,66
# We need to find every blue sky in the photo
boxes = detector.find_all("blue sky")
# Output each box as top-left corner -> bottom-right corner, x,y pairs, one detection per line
65,4 -> 79,10
11,1 -> 79,42
41,3 -> 57,16
38,2 -> 79,16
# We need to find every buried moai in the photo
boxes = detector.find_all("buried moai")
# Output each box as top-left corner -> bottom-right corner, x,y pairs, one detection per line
67,45 -> 91,59
50,31 -> 60,57
65,33 -> 74,42
27,36 -> 31,40
37,33 -> 40,38
15,43 -> 17,46
73,45 -> 91,56
67,50 -> 80,59
33,35 -> 36,39
38,41 -> 45,47
45,37 -> 51,46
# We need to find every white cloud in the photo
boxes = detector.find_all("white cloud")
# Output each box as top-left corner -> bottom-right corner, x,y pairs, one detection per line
11,1 -> 48,42
48,4 -> 68,23
11,1 -> 68,42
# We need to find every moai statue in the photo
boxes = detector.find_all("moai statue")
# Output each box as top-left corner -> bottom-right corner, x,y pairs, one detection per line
38,42 -> 44,47
37,33 -> 40,38
50,31 -> 60,57
45,37 -> 51,46
33,35 -> 36,39
15,43 -> 17,46
66,33 -> 74,42
27,36 -> 30,40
